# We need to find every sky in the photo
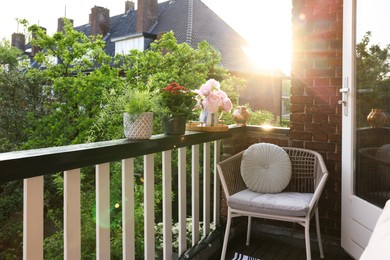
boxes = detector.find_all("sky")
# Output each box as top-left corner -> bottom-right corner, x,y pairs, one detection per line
0,0 -> 292,74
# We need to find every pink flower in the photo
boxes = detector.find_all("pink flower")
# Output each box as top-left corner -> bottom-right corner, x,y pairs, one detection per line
203,92 -> 221,112
221,97 -> 233,112
195,79 -> 232,113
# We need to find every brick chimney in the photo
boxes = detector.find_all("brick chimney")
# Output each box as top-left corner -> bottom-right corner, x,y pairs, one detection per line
57,18 -> 74,33
89,6 -> 110,36
31,27 -> 46,57
125,1 -> 135,13
11,33 -> 25,51
136,0 -> 158,32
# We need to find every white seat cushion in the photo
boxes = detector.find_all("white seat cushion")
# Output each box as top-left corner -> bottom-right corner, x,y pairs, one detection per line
241,143 -> 292,193
228,189 -> 313,217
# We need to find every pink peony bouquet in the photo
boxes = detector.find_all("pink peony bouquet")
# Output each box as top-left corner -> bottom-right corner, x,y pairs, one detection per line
194,79 -> 232,113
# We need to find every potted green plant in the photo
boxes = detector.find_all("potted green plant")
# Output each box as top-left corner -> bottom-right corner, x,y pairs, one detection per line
123,89 -> 157,139
158,82 -> 197,135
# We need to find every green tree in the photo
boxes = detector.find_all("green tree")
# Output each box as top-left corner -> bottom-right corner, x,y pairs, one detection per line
0,39 -> 23,71
0,39 -> 47,153
24,20 -> 123,148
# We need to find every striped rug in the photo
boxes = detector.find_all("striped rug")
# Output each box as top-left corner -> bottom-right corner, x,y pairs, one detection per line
232,252 -> 260,260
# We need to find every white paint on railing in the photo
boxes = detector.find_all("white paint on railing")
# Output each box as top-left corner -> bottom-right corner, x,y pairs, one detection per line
122,158 -> 135,260
192,144 -> 200,246
162,150 -> 173,259
96,163 -> 110,259
178,147 -> 187,255
214,140 -> 221,226
23,176 -> 44,260
21,140 -> 223,259
64,169 -> 81,260
203,142 -> 211,238
144,154 -> 155,259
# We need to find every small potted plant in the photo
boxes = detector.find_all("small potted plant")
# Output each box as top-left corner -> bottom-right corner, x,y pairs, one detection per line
158,82 -> 197,135
123,89 -> 157,139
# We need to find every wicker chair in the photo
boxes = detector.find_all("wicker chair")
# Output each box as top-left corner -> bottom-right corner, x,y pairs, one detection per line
217,145 -> 328,260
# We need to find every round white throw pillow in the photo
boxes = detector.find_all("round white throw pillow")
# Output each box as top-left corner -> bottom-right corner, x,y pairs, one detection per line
241,143 -> 292,193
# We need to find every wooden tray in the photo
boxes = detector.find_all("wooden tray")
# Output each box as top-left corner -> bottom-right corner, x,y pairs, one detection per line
186,121 -> 229,132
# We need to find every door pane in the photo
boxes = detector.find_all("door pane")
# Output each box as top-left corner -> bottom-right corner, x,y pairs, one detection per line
355,0 -> 390,208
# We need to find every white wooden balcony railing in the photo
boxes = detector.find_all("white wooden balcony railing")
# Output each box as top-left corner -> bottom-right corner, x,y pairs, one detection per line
0,130 -> 234,260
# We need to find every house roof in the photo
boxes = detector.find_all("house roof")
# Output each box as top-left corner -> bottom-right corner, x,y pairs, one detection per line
75,0 -> 253,73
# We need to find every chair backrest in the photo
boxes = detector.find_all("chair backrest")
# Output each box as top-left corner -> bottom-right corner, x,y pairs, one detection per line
283,147 -> 320,193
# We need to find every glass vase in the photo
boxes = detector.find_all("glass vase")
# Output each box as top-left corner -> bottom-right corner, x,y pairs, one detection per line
200,109 -> 217,127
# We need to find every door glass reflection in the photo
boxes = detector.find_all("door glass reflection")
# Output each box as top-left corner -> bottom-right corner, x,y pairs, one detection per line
355,0 -> 390,208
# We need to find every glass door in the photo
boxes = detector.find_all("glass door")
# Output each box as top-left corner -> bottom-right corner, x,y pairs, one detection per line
341,0 -> 390,258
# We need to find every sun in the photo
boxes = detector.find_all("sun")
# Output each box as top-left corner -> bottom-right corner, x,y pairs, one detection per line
235,0 -> 292,75
243,39 -> 291,76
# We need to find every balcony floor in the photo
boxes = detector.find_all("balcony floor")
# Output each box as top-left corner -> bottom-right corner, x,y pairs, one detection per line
210,224 -> 353,260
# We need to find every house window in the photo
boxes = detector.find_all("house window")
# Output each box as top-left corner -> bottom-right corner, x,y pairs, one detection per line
114,37 -> 145,55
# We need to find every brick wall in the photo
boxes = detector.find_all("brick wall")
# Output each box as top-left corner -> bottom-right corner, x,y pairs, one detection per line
291,0 -> 343,238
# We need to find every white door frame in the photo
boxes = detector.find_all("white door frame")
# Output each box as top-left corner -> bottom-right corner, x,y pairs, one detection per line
341,0 -> 383,258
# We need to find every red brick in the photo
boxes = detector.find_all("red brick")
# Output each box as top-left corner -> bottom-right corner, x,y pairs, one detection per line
313,133 -> 328,141
290,113 -> 312,122
314,78 -> 330,87
314,58 -> 330,68
290,96 -> 314,104
305,68 -> 336,78
291,140 -> 304,148
305,122 -> 337,133
328,133 -> 341,142
290,86 -> 305,95
314,96 -> 330,105
291,104 -> 305,113
306,105 -> 335,114
306,142 -> 336,151
330,77 -> 342,86
290,122 -> 305,131
306,86 -> 337,96
291,131 -> 312,141
329,114 -> 341,123
306,50 -> 339,58
312,114 -> 329,123
327,151 -> 341,161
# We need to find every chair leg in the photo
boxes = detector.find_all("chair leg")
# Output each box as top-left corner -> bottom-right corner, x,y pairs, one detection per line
315,208 -> 325,259
246,216 -> 252,246
220,209 -> 232,260
304,221 -> 312,260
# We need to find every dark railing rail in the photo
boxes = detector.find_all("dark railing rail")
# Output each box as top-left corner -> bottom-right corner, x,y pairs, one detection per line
0,129 -> 240,183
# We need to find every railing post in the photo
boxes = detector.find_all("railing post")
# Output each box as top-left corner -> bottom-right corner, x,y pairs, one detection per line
203,142 -> 211,237
192,144 -> 200,246
122,158 -> 135,260
23,176 -> 44,260
162,150 -> 173,259
64,169 -> 81,260
214,140 -> 221,226
144,154 -> 155,259
178,147 -> 187,255
96,163 -> 110,259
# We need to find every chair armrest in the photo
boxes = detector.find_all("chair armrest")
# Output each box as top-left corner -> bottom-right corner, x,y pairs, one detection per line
217,151 -> 247,197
